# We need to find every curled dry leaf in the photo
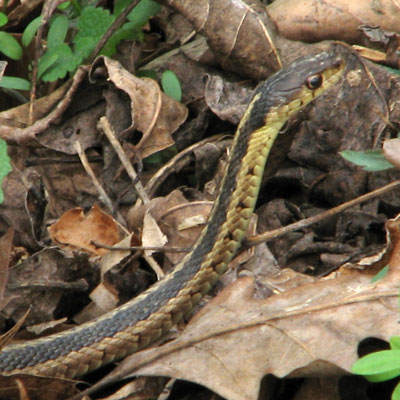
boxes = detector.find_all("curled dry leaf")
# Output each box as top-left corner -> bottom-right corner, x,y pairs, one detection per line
383,138 -> 400,169
158,0 -> 282,79
106,215 -> 400,400
99,57 -> 188,159
48,204 -> 119,255
268,0 -> 400,44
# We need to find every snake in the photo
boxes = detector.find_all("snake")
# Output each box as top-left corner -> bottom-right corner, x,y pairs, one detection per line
0,51 -> 345,379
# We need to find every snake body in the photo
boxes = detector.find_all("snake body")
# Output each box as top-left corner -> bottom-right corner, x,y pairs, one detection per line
0,51 -> 345,378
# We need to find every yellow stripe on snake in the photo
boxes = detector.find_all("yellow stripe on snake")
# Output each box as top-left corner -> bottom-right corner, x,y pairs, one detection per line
0,51 -> 345,378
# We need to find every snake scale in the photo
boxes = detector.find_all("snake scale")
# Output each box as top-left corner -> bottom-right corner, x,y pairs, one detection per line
0,51 -> 345,378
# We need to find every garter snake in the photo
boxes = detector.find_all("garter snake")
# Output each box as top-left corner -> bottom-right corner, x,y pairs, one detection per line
0,51 -> 345,379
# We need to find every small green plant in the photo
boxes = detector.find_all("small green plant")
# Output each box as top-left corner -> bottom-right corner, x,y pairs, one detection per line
0,0 -> 161,88
161,70 -> 182,102
341,149 -> 394,172
0,11 -> 31,90
352,336 -> 400,399
370,265 -> 389,283
0,138 -> 11,203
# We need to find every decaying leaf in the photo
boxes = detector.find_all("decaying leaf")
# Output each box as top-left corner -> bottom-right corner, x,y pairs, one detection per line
0,228 -> 13,310
383,138 -> 400,169
98,57 -> 188,159
74,234 -> 136,323
3,248 -> 93,326
268,0 -> 400,44
0,374 -> 78,400
101,216 -> 400,400
48,204 -> 119,255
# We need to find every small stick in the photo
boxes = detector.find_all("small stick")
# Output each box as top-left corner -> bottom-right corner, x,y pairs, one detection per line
248,179 -> 400,246
99,117 -> 150,204
74,141 -> 114,212
91,240 -> 190,253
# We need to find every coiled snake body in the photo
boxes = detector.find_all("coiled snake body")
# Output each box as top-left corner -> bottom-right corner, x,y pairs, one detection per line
0,51 -> 345,378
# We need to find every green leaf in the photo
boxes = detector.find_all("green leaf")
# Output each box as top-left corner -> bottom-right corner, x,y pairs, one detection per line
37,52 -> 59,80
161,70 -> 182,101
390,337 -> 400,350
114,0 -> 132,17
370,265 -> 389,283
0,32 -> 22,60
22,16 -> 42,47
127,0 -> 161,27
0,76 -> 31,91
352,350 -> 400,380
0,138 -> 11,204
393,382 -> 400,400
47,14 -> 69,49
0,12 -> 8,27
58,1 -> 71,11
136,69 -> 157,80
365,369 -> 400,383
384,66 -> 400,77
101,21 -> 139,57
73,6 -> 114,61
341,149 -> 394,172
39,44 -> 78,82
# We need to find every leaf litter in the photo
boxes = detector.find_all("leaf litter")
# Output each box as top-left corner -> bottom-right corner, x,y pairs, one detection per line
1,1 -> 400,400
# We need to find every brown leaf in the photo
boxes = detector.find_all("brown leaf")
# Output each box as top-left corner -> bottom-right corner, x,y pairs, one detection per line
268,0 -> 400,44
0,308 -> 29,351
74,235 -> 134,323
142,211 -> 168,256
0,228 -> 14,310
105,217 -> 400,400
383,138 -> 400,169
159,199 -> 212,265
99,57 -> 188,159
48,204 -> 119,255
3,248 -> 93,326
159,0 -> 282,79
0,374 -> 78,400
204,74 -> 253,125
0,68 -> 87,144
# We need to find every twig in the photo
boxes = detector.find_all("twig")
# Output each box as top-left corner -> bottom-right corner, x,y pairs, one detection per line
91,240 -> 190,253
74,141 -> 114,212
99,116 -> 150,203
247,179 -> 400,246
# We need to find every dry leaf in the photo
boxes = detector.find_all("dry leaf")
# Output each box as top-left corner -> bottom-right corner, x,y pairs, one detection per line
142,211 -> 168,256
158,200 -> 212,265
0,228 -> 13,310
159,0 -> 282,79
3,248 -> 93,326
383,138 -> 400,169
0,67 -> 87,144
268,0 -> 400,44
100,57 -> 188,159
48,204 -> 119,255
74,235 -> 134,323
0,374 -> 78,400
102,216 -> 400,400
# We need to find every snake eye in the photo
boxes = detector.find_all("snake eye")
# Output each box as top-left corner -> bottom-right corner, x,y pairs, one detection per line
305,73 -> 323,90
